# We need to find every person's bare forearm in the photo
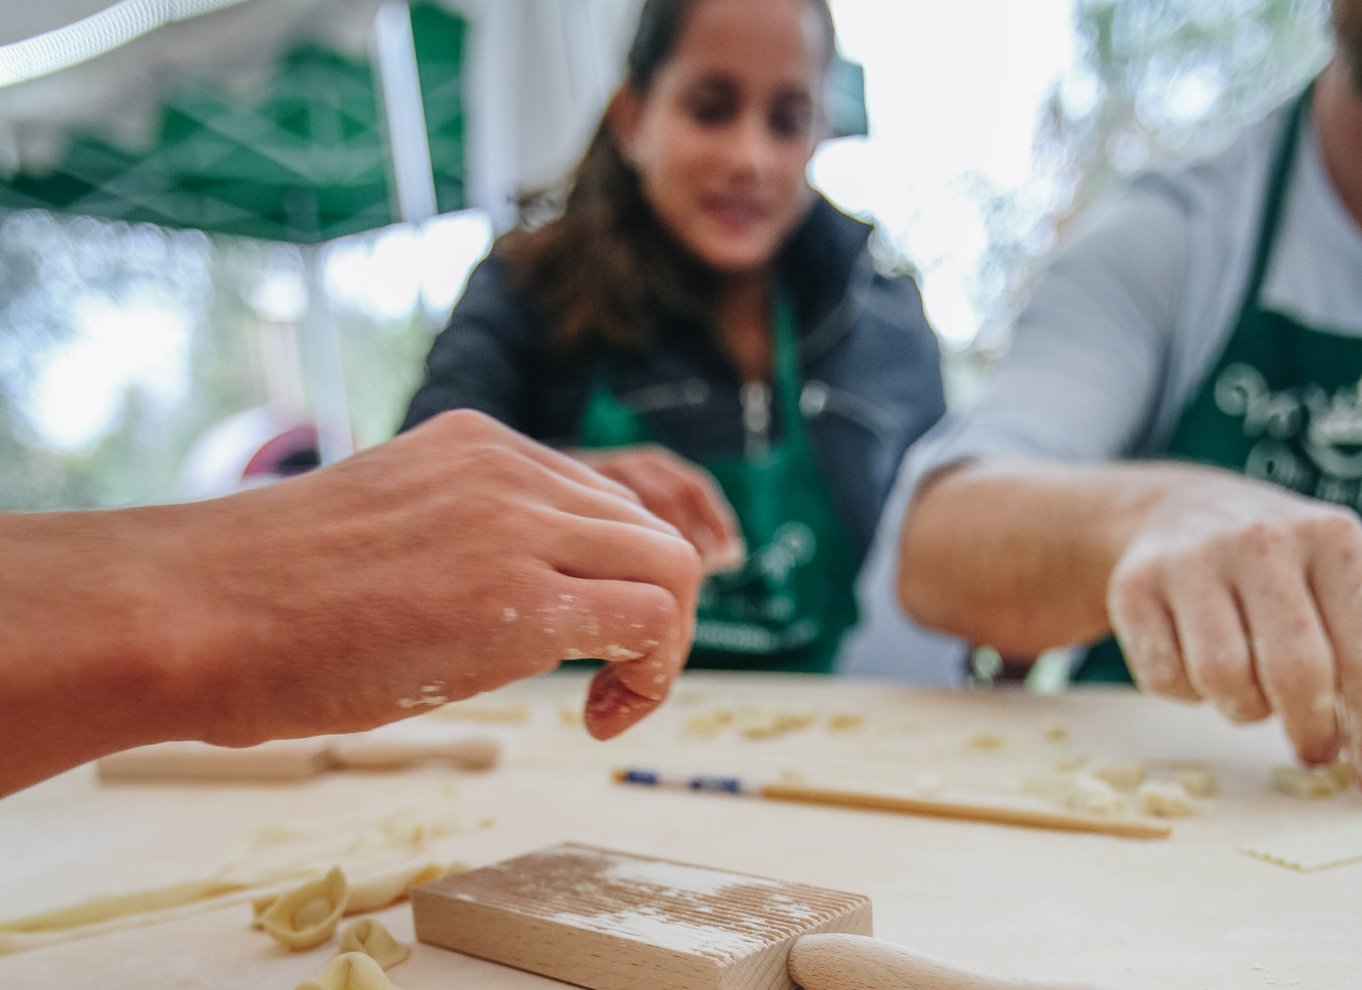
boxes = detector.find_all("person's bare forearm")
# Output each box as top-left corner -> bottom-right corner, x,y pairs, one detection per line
0,507 -> 202,796
902,456 -> 1362,769
897,460 -> 1208,655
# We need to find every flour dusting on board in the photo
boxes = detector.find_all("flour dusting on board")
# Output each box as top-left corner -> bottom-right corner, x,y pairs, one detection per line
601,856 -> 781,896
548,906 -> 770,954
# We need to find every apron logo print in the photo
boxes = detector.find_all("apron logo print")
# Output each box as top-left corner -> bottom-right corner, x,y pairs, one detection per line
703,523 -> 816,610
752,522 -> 818,583
1215,363 -> 1362,481
1302,382 -> 1362,480
1214,363 -> 1302,440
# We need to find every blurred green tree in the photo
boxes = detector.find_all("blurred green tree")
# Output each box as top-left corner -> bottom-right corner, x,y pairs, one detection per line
1043,0 -> 1332,215
0,212 -> 433,510
969,0 -> 1332,351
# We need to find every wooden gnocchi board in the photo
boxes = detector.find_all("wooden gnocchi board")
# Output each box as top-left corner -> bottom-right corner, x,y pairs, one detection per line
412,843 -> 872,990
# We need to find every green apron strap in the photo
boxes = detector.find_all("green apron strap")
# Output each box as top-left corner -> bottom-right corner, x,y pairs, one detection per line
1239,81 -> 1313,312
1075,83 -> 1316,686
771,290 -> 804,422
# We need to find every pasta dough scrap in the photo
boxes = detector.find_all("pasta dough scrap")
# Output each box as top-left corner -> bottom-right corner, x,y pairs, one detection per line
262,867 -> 349,951
965,732 -> 1006,751
299,952 -> 403,990
338,919 -> 412,970
1,878 -> 243,937
1241,820 -> 1362,872
1066,774 -> 1126,816
682,709 -> 733,739
827,713 -> 866,733
349,861 -> 453,913
1136,780 -> 1194,818
1090,761 -> 1147,791
1172,766 -> 1218,798
557,703 -> 584,727
1,795 -> 479,958
1271,763 -> 1354,799
736,707 -> 815,740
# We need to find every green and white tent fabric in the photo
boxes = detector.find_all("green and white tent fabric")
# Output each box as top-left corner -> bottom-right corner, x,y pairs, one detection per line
0,0 -> 467,243
0,0 -> 867,240
0,0 -> 659,238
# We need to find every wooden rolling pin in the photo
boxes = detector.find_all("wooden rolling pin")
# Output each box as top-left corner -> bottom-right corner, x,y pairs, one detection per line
412,843 -> 1107,990
97,731 -> 501,780
789,934 -> 1096,990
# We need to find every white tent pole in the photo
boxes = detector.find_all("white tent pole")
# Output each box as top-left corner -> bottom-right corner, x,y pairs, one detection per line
303,244 -> 355,464
462,0 -> 523,232
372,1 -> 438,226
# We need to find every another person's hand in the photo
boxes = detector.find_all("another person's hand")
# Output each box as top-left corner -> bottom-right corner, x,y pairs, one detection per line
571,445 -> 744,573
197,411 -> 708,740
152,412 -> 703,747
0,412 -> 705,796
1106,471 -> 1362,768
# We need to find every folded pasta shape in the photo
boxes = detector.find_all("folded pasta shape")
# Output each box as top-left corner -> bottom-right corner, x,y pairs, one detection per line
298,951 -> 401,990
337,919 -> 411,970
263,867 -> 349,950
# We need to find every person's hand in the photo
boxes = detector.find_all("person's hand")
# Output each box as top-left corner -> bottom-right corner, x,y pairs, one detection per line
1106,472 -> 1362,768
160,411 -> 703,746
571,445 -> 745,573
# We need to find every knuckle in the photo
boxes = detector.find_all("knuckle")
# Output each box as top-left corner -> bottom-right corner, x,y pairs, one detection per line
462,442 -> 523,483
1238,520 -> 1288,559
1266,647 -> 1333,701
1142,656 -> 1188,697
1109,561 -> 1160,612
1193,650 -> 1250,698
648,488 -> 684,519
667,537 -> 704,588
431,407 -> 497,439
634,582 -> 679,626
1312,510 -> 1362,562
638,445 -> 675,469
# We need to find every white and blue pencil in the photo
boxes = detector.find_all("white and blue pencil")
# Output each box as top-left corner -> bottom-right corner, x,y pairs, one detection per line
612,768 -> 1170,840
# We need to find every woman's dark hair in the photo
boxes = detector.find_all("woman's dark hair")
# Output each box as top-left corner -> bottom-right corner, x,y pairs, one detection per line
499,0 -> 837,354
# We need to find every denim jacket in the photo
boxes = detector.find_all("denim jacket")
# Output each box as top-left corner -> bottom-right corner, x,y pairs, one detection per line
401,194 -> 945,564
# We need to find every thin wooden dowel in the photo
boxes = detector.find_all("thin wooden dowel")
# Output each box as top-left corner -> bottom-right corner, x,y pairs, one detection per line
757,783 -> 1171,840
613,769 -> 1172,841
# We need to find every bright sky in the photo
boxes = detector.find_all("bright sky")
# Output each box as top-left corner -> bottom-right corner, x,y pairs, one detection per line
32,292 -> 191,449
29,0 -> 1079,451
814,0 -> 1076,345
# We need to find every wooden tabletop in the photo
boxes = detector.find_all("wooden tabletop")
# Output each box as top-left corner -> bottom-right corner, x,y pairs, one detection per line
1,672 -> 1358,988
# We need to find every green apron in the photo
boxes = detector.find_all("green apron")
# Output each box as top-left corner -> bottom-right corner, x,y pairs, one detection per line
576,292 -> 860,673
1079,82 -> 1362,682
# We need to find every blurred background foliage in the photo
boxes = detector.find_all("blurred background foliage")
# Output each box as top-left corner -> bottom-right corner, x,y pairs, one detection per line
0,0 -> 1336,510
966,0 -> 1330,354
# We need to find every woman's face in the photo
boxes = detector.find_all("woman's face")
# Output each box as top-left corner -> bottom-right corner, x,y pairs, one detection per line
613,0 -> 829,276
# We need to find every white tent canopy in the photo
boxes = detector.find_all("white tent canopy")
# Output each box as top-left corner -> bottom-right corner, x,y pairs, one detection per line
0,0 -> 643,229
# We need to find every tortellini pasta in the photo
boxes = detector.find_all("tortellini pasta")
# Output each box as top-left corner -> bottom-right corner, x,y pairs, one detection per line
337,919 -> 411,970
262,867 -> 349,950
298,951 -> 401,990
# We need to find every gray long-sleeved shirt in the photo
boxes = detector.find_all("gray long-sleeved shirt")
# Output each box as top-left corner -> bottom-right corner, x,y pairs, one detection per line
843,96 -> 1362,684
